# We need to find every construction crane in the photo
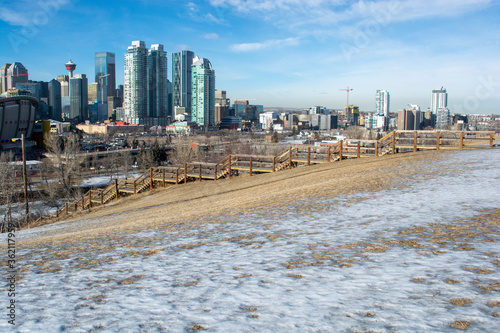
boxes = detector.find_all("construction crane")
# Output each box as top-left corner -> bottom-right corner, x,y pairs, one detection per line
98,74 -> 110,101
339,86 -> 353,108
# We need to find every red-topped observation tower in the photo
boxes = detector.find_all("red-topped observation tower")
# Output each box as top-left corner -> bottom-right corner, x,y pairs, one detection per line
65,59 -> 76,78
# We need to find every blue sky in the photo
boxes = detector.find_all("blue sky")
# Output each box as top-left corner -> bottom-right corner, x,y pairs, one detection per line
1,0 -> 499,114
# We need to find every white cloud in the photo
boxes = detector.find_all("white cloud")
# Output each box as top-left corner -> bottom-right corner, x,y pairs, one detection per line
0,0 -> 69,27
230,37 -> 299,52
0,6 -> 28,26
210,0 -> 493,29
186,2 -> 225,24
203,32 -> 219,39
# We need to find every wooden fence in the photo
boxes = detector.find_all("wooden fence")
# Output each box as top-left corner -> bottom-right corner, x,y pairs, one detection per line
33,130 -> 496,225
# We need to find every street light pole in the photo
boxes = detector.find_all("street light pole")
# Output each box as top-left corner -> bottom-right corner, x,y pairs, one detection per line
21,134 -> 29,225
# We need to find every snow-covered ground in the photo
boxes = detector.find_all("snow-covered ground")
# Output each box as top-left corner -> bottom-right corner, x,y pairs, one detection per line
2,148 -> 499,332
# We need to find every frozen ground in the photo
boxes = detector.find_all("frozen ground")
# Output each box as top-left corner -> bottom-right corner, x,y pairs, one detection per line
1,148 -> 499,332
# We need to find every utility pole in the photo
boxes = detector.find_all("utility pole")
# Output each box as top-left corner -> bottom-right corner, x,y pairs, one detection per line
12,135 -> 29,226
21,134 -> 29,225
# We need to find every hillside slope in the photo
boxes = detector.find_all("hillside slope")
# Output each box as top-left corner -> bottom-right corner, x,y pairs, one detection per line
3,149 -> 499,332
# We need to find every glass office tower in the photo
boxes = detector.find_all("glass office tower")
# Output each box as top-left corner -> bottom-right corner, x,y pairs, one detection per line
95,52 -> 116,102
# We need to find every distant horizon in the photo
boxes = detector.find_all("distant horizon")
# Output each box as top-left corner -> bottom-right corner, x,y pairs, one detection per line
1,0 -> 499,114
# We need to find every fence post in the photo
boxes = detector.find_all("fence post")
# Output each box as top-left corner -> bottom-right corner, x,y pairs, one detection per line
414,131 -> 418,152
65,202 -> 69,215
184,163 -> 187,184
288,147 -> 292,169
307,147 -> 310,166
89,192 -> 92,210
375,141 -> 378,157
133,180 -> 136,194
357,141 -> 360,158
327,147 -> 331,162
228,155 -> 232,179
56,207 -> 59,218
115,179 -> 119,201
81,195 -> 84,211
162,169 -> 165,187
199,164 -> 202,182
249,156 -> 253,176
272,156 -> 276,172
100,191 -> 103,205
214,164 -> 217,180
490,133 -> 494,148
75,201 -> 77,211
176,168 -> 179,184
460,132 -> 464,149
340,140 -> 343,160
150,168 -> 153,190
436,132 -> 440,150
392,132 -> 396,154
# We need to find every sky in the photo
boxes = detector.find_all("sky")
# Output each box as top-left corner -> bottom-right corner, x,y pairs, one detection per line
0,0 -> 499,114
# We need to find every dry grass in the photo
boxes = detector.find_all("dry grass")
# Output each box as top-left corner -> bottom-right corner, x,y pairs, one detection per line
363,246 -> 389,253
287,273 -> 304,279
450,298 -> 473,306
450,321 -> 471,330
190,324 -> 207,330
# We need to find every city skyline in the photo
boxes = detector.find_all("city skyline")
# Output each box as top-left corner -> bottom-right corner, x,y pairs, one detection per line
0,0 -> 499,114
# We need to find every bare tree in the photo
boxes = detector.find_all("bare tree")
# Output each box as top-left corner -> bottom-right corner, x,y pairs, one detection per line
343,126 -> 366,139
120,150 -> 133,178
0,152 -> 17,231
44,132 -> 83,199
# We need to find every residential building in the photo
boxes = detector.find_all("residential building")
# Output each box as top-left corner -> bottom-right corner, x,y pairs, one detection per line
431,87 -> 447,113
215,90 -> 230,124
191,56 -> 215,127
259,111 -> 278,130
436,107 -> 451,129
397,109 -> 421,130
148,44 -> 168,118
311,114 -> 338,130
172,50 -> 194,115
124,41 -> 148,122
309,106 -> 327,115
375,89 -> 390,117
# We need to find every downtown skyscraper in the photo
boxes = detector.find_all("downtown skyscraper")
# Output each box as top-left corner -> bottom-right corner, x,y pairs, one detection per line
191,56 -> 215,127
124,41 -> 170,123
148,44 -> 168,118
124,41 -> 148,122
172,50 -> 194,115
95,52 -> 116,102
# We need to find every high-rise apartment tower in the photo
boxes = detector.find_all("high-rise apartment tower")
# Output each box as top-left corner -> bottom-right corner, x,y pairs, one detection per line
172,50 -> 194,115
375,89 -> 390,117
124,41 -> 148,122
191,56 -> 215,127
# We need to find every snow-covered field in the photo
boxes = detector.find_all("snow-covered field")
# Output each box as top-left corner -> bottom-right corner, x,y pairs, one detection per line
2,148 -> 499,332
